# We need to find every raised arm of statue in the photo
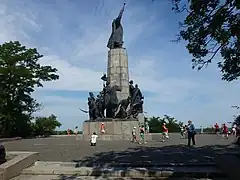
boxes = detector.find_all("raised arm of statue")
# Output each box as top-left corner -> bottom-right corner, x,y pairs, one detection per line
117,3 -> 125,20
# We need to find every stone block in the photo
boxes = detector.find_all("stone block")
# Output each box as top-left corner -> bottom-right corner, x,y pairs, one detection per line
137,113 -> 145,125
116,67 -> 121,73
0,151 -> 39,179
82,118 -> 139,140
120,67 -> 128,74
0,170 -> 5,180
113,60 -> 119,66
23,167 -> 54,175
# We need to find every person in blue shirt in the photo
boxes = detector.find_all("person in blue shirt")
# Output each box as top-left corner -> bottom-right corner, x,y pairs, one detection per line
187,120 -> 196,146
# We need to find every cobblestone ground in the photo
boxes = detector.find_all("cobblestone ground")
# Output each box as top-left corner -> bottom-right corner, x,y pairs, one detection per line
3,134 -> 237,165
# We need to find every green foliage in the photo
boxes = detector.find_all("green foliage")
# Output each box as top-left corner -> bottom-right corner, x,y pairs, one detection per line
0,41 -> 59,137
147,116 -> 162,133
53,130 -> 68,135
52,130 -> 83,135
33,115 -> 61,137
203,127 -> 215,133
172,0 -> 240,81
146,115 -> 182,133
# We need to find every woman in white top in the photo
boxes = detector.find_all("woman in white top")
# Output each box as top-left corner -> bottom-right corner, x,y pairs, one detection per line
232,124 -> 237,136
90,132 -> 98,146
74,126 -> 78,135
74,126 -> 80,140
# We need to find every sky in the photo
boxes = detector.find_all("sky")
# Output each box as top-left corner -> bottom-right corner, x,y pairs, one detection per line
1,0 -> 239,129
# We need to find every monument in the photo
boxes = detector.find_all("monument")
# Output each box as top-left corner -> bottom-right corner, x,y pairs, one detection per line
81,3 -> 145,140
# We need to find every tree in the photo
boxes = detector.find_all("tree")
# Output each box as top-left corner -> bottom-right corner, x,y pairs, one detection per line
33,115 -> 61,137
148,115 -> 181,133
203,126 -> 215,133
0,41 -> 59,137
172,0 -> 240,81
163,115 -> 180,132
178,121 -> 184,127
148,116 -> 162,133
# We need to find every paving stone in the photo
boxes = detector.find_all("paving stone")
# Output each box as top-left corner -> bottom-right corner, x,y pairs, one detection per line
23,167 -> 54,175
22,165 -> 226,178
4,134 -> 236,180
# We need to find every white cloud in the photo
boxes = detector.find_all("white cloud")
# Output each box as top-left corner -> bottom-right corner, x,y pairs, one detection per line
39,55 -> 103,92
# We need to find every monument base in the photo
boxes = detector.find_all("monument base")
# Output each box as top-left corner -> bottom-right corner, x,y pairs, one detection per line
82,118 -> 139,141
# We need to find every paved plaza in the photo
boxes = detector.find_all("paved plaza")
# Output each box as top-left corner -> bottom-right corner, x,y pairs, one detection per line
3,134 -> 237,165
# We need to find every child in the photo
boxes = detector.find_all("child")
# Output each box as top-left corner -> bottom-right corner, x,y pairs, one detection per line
180,125 -> 184,138
222,123 -> 228,139
139,125 -> 146,144
90,132 -> 98,146
100,123 -> 105,134
131,127 -> 137,142
162,123 -> 169,142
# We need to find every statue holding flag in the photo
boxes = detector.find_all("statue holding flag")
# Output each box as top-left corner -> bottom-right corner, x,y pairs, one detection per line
107,3 -> 125,49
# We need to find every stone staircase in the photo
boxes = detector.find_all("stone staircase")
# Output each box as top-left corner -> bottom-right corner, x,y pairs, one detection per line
11,161 -> 229,180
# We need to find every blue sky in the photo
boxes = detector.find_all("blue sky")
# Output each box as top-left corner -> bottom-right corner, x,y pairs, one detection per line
1,0 -> 239,129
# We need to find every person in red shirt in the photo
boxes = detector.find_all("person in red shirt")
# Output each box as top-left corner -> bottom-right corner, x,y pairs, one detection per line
100,123 -> 105,134
162,123 -> 169,142
222,123 -> 228,139
214,123 -> 220,135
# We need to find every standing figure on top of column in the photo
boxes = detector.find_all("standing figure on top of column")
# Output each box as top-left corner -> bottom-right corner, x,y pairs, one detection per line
107,3 -> 126,49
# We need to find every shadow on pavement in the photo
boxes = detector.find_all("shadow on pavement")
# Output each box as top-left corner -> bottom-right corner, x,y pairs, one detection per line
58,144 -> 238,179
74,144 -> 237,166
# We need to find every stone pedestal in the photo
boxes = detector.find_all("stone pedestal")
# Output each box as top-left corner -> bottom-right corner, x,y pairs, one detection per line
137,113 -> 145,126
82,118 -> 139,140
107,48 -> 129,101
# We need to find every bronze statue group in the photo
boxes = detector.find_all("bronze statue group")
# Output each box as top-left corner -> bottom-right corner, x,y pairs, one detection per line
80,78 -> 144,120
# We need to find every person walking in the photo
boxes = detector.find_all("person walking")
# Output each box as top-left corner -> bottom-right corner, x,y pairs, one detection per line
214,123 -> 220,135
232,124 -> 237,136
139,125 -> 146,144
131,127 -> 137,143
162,123 -> 169,142
74,126 -> 79,140
187,120 -> 196,146
222,123 -> 228,139
180,125 -> 184,138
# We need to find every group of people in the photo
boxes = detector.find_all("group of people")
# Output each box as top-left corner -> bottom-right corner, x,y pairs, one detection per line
214,122 -> 238,138
131,120 -> 196,146
131,125 -> 147,144
130,123 -> 169,144
89,120 -> 240,147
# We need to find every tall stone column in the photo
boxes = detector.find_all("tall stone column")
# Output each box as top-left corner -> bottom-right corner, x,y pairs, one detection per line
107,48 -> 129,101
